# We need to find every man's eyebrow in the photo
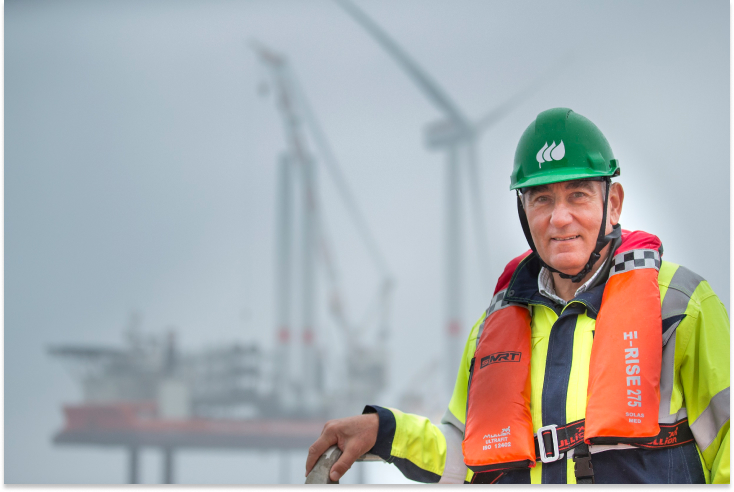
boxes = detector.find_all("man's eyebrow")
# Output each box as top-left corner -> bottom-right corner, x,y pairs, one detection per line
564,180 -> 597,191
525,185 -> 549,196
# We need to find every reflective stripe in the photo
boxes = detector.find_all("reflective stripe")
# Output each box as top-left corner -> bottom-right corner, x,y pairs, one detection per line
476,314 -> 486,350
562,444 -> 636,459
608,249 -> 661,277
585,443 -> 635,456
437,422 -> 467,484
662,314 -> 685,345
690,387 -> 730,452
485,289 -> 507,319
441,408 -> 465,434
658,330 -> 677,422
657,265 -> 704,423
660,266 -> 704,319
486,288 -> 529,317
658,405 -> 688,425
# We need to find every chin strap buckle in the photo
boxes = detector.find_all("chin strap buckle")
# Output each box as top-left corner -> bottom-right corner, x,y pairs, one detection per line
572,442 -> 595,484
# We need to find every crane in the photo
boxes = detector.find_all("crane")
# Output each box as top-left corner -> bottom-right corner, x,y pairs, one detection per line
253,41 -> 395,417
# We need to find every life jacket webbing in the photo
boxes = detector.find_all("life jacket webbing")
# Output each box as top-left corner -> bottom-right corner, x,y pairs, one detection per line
470,418 -> 694,484
533,417 -> 694,459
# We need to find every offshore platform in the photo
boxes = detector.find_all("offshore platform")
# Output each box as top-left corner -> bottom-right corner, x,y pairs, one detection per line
49,315 -> 388,484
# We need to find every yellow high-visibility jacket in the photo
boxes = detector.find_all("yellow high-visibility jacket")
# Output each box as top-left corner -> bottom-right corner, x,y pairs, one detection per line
365,255 -> 730,484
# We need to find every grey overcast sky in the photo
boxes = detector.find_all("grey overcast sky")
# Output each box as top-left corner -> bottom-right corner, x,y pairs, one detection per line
5,0 -> 730,484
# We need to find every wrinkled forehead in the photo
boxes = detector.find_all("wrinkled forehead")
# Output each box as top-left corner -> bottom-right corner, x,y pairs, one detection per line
520,178 -> 602,197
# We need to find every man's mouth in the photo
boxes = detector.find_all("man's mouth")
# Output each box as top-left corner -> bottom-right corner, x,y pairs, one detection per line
552,235 -> 580,242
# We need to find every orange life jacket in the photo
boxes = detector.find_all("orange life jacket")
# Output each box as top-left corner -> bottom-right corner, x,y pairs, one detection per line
463,230 -> 674,473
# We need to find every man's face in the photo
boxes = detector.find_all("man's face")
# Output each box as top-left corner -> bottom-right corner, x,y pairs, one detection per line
522,180 -> 619,275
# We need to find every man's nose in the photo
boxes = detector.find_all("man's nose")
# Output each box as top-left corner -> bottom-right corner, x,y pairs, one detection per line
549,201 -> 573,228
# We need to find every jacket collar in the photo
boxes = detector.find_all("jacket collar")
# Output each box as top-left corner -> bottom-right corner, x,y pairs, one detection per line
504,232 -> 623,317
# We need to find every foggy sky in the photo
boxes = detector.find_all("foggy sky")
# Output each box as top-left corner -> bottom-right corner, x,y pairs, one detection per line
5,0 -> 729,484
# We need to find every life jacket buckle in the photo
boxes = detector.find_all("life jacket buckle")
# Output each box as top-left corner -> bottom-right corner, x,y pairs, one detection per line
536,424 -> 561,463
572,443 -> 595,484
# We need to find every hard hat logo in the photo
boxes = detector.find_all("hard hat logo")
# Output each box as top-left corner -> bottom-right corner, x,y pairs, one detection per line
536,140 -> 565,168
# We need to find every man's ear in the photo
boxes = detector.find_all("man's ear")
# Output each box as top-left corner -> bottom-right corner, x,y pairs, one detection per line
608,182 -> 624,226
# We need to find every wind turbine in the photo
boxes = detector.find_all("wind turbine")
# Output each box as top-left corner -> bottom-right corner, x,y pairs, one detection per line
336,0 -> 558,397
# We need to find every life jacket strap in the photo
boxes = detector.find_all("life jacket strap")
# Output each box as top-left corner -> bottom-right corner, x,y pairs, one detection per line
573,442 -> 595,484
532,418 -> 694,460
533,419 -> 586,458
587,418 -> 695,448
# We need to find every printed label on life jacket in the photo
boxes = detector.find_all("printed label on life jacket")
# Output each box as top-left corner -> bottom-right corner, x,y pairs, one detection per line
481,351 -> 521,367
637,419 -> 695,448
481,426 -> 512,451
624,330 -> 644,422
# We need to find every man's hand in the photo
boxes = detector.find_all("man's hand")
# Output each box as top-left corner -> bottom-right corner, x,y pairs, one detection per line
305,413 -> 379,482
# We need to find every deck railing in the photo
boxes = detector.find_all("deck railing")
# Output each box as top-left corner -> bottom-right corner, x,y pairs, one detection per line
305,446 -> 383,484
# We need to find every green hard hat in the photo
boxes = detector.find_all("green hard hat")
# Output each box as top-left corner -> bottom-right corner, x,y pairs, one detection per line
510,108 -> 620,190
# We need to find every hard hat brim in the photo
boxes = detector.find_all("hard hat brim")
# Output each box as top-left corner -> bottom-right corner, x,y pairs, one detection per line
510,162 -> 619,191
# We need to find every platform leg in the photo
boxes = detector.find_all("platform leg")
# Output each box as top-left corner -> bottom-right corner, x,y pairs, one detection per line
163,447 -> 175,484
279,451 -> 289,484
128,446 -> 139,484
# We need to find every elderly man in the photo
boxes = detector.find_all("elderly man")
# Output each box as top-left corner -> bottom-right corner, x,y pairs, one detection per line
305,108 -> 730,484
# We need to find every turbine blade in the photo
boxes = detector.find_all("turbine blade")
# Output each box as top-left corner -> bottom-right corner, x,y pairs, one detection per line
464,138 -> 493,298
336,0 -> 470,130
473,51 -> 577,134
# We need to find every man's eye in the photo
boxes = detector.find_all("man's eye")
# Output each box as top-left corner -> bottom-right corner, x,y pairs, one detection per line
571,192 -> 587,199
533,196 -> 550,204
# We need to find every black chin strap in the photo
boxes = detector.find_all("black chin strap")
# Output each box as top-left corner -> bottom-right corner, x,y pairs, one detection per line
517,178 -> 621,283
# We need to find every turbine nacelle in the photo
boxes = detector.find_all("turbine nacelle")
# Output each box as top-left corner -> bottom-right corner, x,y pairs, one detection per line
424,118 -> 474,150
